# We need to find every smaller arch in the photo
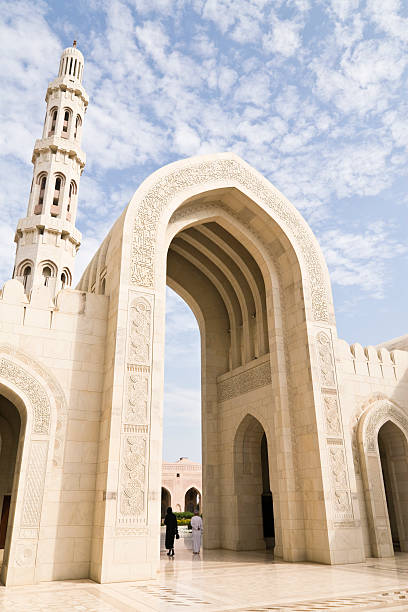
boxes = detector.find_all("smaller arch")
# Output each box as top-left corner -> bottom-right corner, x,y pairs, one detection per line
60,268 -> 72,288
48,107 -> 58,136
61,108 -> 72,138
35,173 -> 47,212
357,399 -> 408,558
184,487 -> 201,513
74,115 -> 82,139
161,487 -> 171,519
39,261 -> 57,288
67,180 -> 77,218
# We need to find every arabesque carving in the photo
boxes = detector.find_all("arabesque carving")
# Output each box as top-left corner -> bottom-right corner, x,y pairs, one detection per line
0,357 -> 50,434
323,394 -> 342,436
126,366 -> 149,423
119,435 -> 146,517
131,158 -> 329,322
218,361 -> 271,402
128,297 -> 152,366
317,332 -> 336,388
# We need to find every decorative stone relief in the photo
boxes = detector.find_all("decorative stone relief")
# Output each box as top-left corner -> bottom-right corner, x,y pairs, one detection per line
21,440 -> 48,528
218,361 -> 271,402
52,413 -> 67,468
117,292 -> 153,529
317,332 -> 336,388
329,446 -> 353,519
365,403 -> 408,452
323,394 -> 341,436
128,298 -> 152,366
0,357 -> 50,434
15,541 -> 37,568
119,435 -> 147,519
126,366 -> 149,423
131,157 -> 329,322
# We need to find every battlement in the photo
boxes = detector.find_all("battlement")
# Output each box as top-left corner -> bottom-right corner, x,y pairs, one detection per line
0,279 -> 107,334
336,338 -> 408,381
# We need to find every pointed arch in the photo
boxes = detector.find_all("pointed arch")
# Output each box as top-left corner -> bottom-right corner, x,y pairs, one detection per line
0,345 -> 67,585
357,398 -> 408,558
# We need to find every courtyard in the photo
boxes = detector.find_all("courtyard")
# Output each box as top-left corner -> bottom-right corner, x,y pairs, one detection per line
2,536 -> 408,611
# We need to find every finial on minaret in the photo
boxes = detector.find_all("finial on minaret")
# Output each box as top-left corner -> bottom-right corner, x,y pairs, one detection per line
73,40 -> 77,47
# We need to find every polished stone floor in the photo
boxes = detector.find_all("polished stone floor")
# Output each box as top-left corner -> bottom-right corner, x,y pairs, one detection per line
2,536 -> 408,611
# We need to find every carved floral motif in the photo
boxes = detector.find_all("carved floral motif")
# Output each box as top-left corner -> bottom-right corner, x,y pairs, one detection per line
119,436 -> 146,517
317,332 -> 336,388
323,395 -> 342,436
128,298 -> 152,366
218,361 -> 271,402
126,367 -> 149,423
0,357 -> 50,434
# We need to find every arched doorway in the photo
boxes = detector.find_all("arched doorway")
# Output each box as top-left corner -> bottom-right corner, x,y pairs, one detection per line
184,487 -> 201,513
0,395 -> 22,571
234,414 -> 274,551
378,421 -> 408,552
161,487 -> 171,519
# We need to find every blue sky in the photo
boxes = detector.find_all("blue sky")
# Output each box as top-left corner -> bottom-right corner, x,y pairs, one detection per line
1,0 -> 408,462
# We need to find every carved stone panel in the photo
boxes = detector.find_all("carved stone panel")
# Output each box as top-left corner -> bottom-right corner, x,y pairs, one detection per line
317,332 -> 336,388
128,297 -> 152,366
218,361 -> 271,402
0,357 -> 50,434
323,394 -> 342,436
21,440 -> 48,528
118,435 -> 147,523
126,366 -> 149,424
329,445 -> 353,520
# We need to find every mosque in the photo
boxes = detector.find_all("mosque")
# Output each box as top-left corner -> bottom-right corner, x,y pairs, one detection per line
0,42 -> 408,586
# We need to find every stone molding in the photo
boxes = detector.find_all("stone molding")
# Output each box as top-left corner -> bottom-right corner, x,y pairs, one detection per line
130,156 -> 330,322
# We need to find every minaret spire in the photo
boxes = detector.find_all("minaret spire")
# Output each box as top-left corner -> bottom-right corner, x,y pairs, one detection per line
13,42 -> 88,296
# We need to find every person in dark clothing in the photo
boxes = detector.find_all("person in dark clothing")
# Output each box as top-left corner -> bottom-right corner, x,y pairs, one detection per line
164,506 -> 178,556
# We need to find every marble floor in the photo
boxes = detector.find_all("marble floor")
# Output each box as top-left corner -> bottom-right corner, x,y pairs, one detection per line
2,537 -> 408,611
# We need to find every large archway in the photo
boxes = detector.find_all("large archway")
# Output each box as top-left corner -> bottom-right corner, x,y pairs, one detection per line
80,153 -> 362,581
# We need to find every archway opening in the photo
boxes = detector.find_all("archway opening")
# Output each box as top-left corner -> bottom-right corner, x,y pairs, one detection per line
378,420 -> 408,552
234,414 -> 274,552
161,487 -> 171,520
185,487 -> 201,513
0,395 -> 21,570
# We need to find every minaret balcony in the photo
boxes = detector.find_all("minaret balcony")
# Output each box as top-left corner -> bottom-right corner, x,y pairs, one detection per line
16,215 -> 82,245
46,77 -> 89,106
32,136 -> 86,167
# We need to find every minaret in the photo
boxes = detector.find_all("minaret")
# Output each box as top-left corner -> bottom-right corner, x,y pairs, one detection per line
13,41 -> 88,296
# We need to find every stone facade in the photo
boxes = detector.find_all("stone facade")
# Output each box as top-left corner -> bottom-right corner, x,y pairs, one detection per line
161,458 -> 202,516
0,46 -> 408,586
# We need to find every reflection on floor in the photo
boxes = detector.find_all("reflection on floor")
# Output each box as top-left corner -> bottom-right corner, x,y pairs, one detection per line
2,536 -> 408,611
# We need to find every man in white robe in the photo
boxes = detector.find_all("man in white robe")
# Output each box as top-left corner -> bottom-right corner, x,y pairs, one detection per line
191,510 -> 203,554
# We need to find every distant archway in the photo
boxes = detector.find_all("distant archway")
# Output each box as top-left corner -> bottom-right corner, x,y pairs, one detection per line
161,487 -> 171,519
184,487 -> 201,513
233,414 -> 274,551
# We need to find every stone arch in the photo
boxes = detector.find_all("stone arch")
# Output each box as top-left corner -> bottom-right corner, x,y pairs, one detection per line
184,487 -> 201,513
0,345 -> 66,585
161,487 -> 171,519
81,153 -> 357,581
357,398 -> 408,557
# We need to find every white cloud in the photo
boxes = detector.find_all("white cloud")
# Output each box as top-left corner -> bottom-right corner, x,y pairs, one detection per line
263,17 -> 302,58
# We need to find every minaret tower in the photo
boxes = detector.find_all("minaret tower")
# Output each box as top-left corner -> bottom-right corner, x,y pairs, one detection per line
13,41 -> 88,296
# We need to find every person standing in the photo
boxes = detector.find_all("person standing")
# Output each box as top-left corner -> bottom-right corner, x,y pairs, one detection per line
191,510 -> 203,554
164,507 -> 178,557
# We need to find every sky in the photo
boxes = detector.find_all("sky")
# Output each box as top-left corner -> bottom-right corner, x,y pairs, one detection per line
1,0 -> 408,462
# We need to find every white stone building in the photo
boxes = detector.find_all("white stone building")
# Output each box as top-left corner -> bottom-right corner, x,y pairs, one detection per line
161,458 -> 202,517
0,44 -> 408,585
